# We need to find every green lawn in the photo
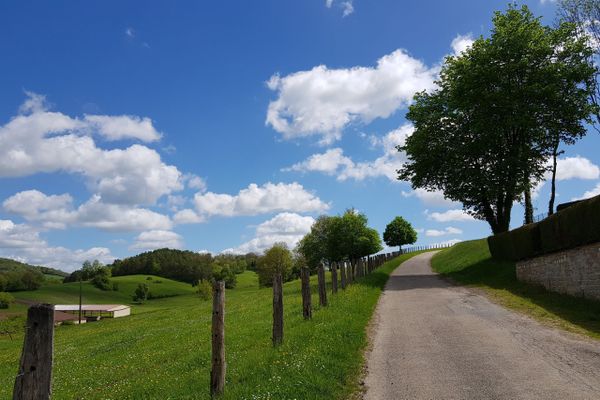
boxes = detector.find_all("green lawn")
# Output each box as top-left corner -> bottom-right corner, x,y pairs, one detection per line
432,239 -> 600,340
0,253 -> 423,399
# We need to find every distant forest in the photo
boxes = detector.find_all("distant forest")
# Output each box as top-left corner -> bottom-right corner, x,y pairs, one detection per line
0,258 -> 67,292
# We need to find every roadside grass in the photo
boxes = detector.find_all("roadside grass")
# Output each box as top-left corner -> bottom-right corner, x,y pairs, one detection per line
432,239 -> 600,340
0,252 -> 422,399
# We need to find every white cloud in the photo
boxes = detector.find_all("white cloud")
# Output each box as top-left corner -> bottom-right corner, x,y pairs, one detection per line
451,34 -> 474,55
222,212 -> 314,254
3,190 -> 173,232
0,93 -> 183,205
185,174 -> 207,192
341,1 -> 354,17
572,182 -> 600,201
284,124 -> 413,181
0,219 -> 113,271
266,51 -> 437,144
401,188 -> 460,208
554,156 -> 600,180
130,230 -> 184,251
173,208 -> 205,224
425,226 -> 463,237
325,0 -> 334,7
84,115 -> 162,142
426,209 -> 475,223
194,182 -> 329,217
125,27 -> 135,38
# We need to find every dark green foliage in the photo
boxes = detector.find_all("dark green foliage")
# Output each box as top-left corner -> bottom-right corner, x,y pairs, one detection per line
489,194 -> 600,260
399,5 -> 597,234
111,248 -> 214,284
212,266 -> 237,289
297,209 -> 382,269
0,258 -> 49,291
90,267 -> 112,291
196,280 -> 212,300
383,216 -> 417,249
257,243 -> 293,287
0,292 -> 15,309
133,283 -> 150,302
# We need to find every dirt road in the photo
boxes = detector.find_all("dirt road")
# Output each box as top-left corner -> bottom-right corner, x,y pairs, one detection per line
364,252 -> 600,399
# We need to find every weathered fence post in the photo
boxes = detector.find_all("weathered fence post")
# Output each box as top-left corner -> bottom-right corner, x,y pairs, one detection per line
210,281 -> 225,398
331,262 -> 338,294
300,267 -> 312,320
317,263 -> 328,307
340,261 -> 347,289
13,303 -> 54,400
272,273 -> 284,345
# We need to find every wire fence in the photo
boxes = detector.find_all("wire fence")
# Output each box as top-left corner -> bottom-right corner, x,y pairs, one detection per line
398,242 -> 455,255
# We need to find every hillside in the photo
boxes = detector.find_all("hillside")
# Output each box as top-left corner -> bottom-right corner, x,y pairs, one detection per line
0,257 -> 67,277
12,274 -> 196,306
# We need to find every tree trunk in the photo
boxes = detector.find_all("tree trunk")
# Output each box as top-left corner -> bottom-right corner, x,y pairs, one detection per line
548,143 -> 559,216
317,263 -> 328,307
300,267 -> 311,320
524,184 -> 533,224
272,273 -> 284,346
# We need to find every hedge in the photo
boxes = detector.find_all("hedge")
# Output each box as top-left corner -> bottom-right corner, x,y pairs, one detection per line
488,194 -> 600,261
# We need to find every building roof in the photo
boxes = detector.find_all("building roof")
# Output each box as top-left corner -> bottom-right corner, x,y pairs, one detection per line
54,304 -> 130,312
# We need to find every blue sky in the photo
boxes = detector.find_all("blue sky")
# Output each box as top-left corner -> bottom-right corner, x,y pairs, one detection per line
1,0 -> 599,271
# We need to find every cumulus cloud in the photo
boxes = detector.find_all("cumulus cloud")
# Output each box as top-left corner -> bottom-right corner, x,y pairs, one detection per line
0,92 -> 183,205
554,156 -> 600,180
266,51 -> 437,144
451,34 -> 474,55
284,124 -> 413,181
194,182 -> 329,218
426,209 -> 475,223
3,190 -> 172,232
425,226 -> 463,237
572,182 -> 600,201
222,212 -> 314,254
0,219 -> 113,271
341,1 -> 354,17
173,208 -> 205,224
401,188 -> 460,208
185,174 -> 207,192
130,230 -> 184,251
84,115 -> 162,142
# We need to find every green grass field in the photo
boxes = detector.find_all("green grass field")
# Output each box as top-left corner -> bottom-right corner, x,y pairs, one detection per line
432,239 -> 600,340
0,252 -> 423,399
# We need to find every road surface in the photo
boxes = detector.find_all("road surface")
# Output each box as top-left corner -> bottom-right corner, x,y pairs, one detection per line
364,252 -> 600,399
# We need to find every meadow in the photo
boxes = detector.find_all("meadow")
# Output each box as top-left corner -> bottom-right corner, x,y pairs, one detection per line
1,252 -> 424,399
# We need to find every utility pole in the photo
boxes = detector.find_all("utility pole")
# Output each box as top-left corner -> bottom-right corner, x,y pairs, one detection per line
78,276 -> 82,324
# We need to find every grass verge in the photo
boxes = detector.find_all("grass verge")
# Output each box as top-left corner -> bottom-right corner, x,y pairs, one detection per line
0,252 -> 421,399
432,239 -> 600,340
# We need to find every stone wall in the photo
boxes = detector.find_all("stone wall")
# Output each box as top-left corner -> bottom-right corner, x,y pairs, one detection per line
516,242 -> 600,301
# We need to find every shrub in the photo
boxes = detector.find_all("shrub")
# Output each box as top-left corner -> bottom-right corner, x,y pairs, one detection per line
197,280 -> 212,301
133,283 -> 149,303
146,276 -> 153,281
0,292 -> 15,309
112,282 -> 119,291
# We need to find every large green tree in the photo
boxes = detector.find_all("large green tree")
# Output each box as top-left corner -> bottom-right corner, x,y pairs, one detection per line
383,217 -> 417,251
257,243 -> 293,287
399,5 -> 597,234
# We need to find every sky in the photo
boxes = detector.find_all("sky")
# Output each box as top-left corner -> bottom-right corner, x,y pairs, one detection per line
1,0 -> 599,271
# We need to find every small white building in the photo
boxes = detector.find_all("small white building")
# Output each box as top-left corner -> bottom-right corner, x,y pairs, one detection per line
55,304 -> 131,318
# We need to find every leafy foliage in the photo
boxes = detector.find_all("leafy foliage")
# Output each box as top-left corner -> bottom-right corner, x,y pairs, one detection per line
0,292 -> 15,309
383,216 -> 417,249
196,280 -> 212,301
399,5 -> 597,234
257,243 -> 293,287
133,283 -> 150,303
0,258 -> 54,292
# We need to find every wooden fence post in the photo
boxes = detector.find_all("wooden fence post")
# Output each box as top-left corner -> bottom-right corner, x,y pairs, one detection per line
210,281 -> 226,398
340,261 -> 347,289
317,263 -> 328,307
13,303 -> 54,400
272,273 -> 284,345
331,262 -> 338,294
300,267 -> 312,320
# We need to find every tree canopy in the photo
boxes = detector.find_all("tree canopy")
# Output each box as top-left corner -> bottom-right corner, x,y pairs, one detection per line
399,5 -> 597,234
257,243 -> 293,287
383,217 -> 417,250
297,209 -> 382,268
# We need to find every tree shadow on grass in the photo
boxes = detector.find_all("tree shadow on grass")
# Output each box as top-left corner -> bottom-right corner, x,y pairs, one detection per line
444,257 -> 600,339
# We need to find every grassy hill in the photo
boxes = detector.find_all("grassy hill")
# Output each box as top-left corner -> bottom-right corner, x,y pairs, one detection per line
0,253 -> 426,399
431,239 -> 600,340
12,275 -> 196,306
0,257 -> 67,277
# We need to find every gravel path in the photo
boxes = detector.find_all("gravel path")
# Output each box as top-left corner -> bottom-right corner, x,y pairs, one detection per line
364,252 -> 600,400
